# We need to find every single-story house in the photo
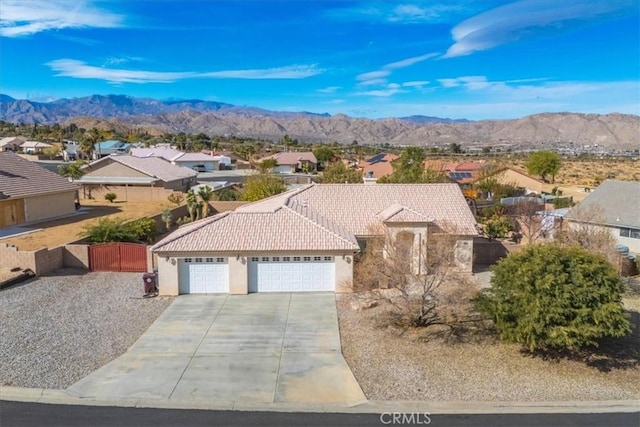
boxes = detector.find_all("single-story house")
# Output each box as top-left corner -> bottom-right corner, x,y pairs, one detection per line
131,147 -> 220,172
93,140 -> 131,159
565,179 -> 640,254
152,183 -> 478,295
261,152 -> 318,174
0,151 -> 79,227
0,136 -> 25,152
493,166 -> 545,194
20,140 -> 53,154
76,154 -> 197,200
359,153 -> 399,182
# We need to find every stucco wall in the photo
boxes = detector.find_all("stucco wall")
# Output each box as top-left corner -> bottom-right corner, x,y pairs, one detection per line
567,222 -> 640,254
24,191 -> 76,223
175,160 -> 218,172
155,250 -> 355,296
84,185 -> 175,202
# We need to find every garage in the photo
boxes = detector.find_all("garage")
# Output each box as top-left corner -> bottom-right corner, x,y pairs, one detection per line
179,257 -> 229,294
248,255 -> 335,292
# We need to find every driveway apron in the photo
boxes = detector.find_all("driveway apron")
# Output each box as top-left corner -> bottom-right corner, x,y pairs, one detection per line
67,293 -> 365,404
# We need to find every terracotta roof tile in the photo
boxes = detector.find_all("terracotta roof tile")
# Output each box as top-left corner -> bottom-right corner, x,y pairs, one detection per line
89,155 -> 197,183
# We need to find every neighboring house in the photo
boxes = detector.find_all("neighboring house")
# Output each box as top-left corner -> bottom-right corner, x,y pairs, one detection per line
76,155 -> 197,201
0,151 -> 79,227
359,153 -> 399,181
20,140 -> 53,154
152,183 -> 478,296
131,147 -> 220,172
493,166 -> 545,194
261,152 -> 318,174
93,140 -> 131,159
445,161 -> 491,184
565,179 -> 640,254
0,136 -> 25,152
62,140 -> 79,161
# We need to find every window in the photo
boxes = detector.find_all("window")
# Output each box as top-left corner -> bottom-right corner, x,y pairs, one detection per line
632,230 -> 640,239
293,256 -> 301,261
313,256 -> 322,261
251,257 -> 259,262
303,256 -> 311,261
262,257 -> 269,262
620,228 -> 630,238
283,256 -> 290,261
205,257 -> 214,263
216,257 -> 225,263
324,256 -> 332,261
184,258 -> 192,263
195,258 -> 203,263
272,256 -> 280,262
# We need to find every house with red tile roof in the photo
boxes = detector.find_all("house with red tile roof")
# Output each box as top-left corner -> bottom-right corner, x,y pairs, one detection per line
358,153 -> 399,180
0,151 -> 79,227
152,183 -> 478,295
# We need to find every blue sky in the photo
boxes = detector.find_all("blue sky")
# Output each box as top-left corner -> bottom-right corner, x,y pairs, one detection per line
1,0 -> 639,119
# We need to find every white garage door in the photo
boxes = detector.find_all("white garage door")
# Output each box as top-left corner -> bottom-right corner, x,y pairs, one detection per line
179,257 -> 229,294
249,255 -> 335,292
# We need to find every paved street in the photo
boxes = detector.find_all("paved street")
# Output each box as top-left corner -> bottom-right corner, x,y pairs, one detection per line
67,293 -> 365,404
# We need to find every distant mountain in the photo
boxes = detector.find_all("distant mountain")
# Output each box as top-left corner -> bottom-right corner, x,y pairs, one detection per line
1,94 -> 638,150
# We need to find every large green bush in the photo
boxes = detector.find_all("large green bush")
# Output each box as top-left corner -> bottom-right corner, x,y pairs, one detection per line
82,217 -> 158,244
478,244 -> 630,351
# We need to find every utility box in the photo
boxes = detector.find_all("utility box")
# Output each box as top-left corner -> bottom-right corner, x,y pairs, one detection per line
143,272 -> 158,296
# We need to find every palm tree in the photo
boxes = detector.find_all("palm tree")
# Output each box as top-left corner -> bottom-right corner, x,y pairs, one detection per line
198,185 -> 214,218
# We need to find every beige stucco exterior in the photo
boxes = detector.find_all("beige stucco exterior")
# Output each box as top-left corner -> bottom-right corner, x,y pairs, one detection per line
155,250 -> 355,296
568,222 -> 640,254
23,191 -> 77,224
496,168 -> 545,194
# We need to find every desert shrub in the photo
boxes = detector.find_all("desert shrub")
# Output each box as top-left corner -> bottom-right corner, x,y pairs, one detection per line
104,193 -> 117,203
477,244 -> 630,351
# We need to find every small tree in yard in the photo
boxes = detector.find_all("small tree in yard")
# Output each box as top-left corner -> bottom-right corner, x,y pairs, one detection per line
161,208 -> 173,231
167,193 -> 184,207
104,192 -> 117,203
242,174 -> 286,202
477,244 -> 630,351
354,224 -> 477,331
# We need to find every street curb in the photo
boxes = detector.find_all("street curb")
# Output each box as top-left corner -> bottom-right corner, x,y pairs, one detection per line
1,386 -> 638,414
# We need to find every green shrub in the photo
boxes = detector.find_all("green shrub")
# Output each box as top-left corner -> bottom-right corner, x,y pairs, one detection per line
104,193 -> 117,203
477,244 -> 630,351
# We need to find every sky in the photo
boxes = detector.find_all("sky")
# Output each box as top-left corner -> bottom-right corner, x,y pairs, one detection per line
1,0 -> 639,120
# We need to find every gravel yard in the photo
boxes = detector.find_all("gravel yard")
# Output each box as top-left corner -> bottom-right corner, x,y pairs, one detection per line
337,292 -> 640,401
0,269 -> 173,389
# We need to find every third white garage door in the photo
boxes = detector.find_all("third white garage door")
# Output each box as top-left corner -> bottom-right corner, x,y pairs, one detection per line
248,255 -> 335,292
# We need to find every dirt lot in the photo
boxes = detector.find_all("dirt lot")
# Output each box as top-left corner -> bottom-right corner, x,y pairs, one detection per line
337,287 -> 640,401
512,157 -> 640,187
1,199 -> 173,251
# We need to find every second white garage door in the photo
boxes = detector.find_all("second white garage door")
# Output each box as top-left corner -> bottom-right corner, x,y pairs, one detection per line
179,257 -> 229,294
249,255 -> 335,292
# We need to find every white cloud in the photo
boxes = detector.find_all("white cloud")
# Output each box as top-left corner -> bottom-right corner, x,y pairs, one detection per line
384,52 -> 439,69
47,59 -> 196,84
356,70 -> 391,82
47,59 -> 323,84
402,80 -> 430,87
201,65 -> 323,79
443,0 -> 636,58
104,56 -> 144,66
317,86 -> 341,94
357,84 -> 407,97
0,0 -> 124,37
327,2 -> 467,24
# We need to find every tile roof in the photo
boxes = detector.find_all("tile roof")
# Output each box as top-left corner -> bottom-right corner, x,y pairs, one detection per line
130,147 -> 184,161
20,141 -> 52,148
0,136 -> 25,147
0,151 -> 79,198
264,151 -> 317,166
88,155 -> 197,183
359,153 -> 398,178
154,183 -> 477,254
177,152 -> 218,162
287,184 -> 478,236
152,206 -> 359,253
565,179 -> 640,229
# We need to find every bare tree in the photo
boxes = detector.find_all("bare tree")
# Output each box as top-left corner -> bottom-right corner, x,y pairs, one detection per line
509,199 -> 545,245
353,223 -> 477,330
556,204 -> 616,261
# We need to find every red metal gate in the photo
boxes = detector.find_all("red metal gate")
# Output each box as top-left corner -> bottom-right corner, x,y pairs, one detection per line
88,243 -> 148,272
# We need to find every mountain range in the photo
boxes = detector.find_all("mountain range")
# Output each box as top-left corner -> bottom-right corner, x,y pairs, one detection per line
1,94 -> 638,150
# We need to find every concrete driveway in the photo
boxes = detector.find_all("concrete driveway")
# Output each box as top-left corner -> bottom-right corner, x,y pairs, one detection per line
67,293 -> 365,405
